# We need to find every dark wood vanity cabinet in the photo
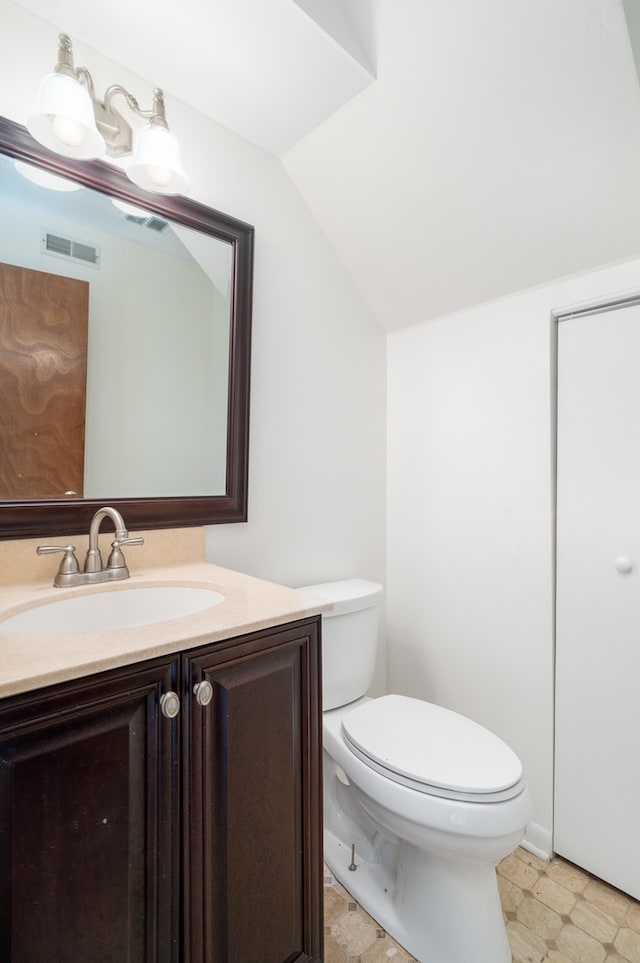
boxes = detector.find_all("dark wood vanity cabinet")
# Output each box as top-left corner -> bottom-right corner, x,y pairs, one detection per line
0,658 -> 179,963
0,617 -> 322,963
184,619 -> 323,963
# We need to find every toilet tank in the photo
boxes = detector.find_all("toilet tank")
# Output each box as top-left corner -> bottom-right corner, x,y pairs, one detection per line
298,579 -> 383,710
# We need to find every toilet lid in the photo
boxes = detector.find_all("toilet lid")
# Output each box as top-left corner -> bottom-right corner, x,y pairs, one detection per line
341,694 -> 524,800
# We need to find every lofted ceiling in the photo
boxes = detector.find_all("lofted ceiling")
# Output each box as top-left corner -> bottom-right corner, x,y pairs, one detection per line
12,0 -> 640,331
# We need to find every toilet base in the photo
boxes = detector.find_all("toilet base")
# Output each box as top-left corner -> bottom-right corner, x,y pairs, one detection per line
322,700 -> 529,962
325,828 -> 412,951
325,826 -> 512,963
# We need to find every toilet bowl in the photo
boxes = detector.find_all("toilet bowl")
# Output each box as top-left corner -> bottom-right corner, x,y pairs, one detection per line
299,579 -> 531,963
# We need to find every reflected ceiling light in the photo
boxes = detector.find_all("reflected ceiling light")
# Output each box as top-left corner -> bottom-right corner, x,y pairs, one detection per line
111,198 -> 151,217
14,159 -> 81,192
27,33 -> 189,195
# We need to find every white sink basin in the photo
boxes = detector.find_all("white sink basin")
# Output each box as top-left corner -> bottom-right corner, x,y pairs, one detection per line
0,585 -> 225,635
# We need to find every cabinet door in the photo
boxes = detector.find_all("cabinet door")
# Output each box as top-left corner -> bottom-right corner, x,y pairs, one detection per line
184,619 -> 322,963
0,659 -> 179,963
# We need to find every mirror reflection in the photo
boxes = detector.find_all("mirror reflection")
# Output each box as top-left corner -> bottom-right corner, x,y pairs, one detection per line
0,153 -> 232,501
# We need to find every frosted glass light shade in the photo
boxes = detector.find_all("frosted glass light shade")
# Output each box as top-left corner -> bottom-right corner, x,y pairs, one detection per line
26,72 -> 105,160
127,123 -> 189,195
14,160 -> 81,192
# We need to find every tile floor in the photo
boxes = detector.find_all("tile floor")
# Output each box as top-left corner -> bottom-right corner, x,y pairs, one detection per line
324,847 -> 640,963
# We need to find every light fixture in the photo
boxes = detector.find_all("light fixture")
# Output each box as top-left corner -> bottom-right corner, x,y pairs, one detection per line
27,33 -> 189,195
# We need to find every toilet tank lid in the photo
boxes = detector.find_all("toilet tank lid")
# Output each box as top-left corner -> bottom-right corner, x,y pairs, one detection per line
297,579 -> 382,616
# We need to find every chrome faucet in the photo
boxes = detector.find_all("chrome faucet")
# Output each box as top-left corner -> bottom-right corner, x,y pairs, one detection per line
37,506 -> 144,587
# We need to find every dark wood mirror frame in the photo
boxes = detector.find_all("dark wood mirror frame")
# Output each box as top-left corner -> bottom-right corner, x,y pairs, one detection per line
0,116 -> 253,540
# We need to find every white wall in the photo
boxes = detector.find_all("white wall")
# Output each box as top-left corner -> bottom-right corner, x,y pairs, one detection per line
387,256 -> 640,853
0,0 -> 387,690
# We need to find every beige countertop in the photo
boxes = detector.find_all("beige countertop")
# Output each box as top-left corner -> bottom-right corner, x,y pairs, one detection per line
0,560 -> 329,699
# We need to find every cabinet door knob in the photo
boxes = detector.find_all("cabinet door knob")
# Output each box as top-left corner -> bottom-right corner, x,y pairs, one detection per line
193,680 -> 213,707
160,691 -> 181,719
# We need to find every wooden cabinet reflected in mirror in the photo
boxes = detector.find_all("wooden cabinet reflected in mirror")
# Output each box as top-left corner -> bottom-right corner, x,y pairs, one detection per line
0,116 -> 253,539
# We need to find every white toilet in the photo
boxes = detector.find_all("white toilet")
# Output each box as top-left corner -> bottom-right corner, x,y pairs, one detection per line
299,579 -> 531,963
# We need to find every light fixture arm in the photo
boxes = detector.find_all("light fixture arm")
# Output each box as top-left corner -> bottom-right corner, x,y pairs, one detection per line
51,36 -> 97,99
52,33 -> 78,80
103,86 -> 169,130
51,34 -> 169,156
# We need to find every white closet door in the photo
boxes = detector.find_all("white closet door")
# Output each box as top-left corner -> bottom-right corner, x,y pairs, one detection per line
555,301 -> 640,899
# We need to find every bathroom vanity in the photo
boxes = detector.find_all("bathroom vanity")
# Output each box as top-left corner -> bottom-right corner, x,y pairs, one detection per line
0,557 -> 325,963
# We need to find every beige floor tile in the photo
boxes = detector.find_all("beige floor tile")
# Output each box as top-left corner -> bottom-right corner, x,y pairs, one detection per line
499,873 -> 526,915
324,931 -> 349,963
532,876 -> 577,915
584,879 -> 633,925
556,923 -> 607,963
330,905 -> 380,956
324,874 -> 352,902
517,847 -> 551,873
361,937 -> 418,962
516,895 -> 564,941
325,886 -> 350,926
543,952 -> 574,963
614,927 -> 640,963
506,919 -> 548,963
627,903 -> 640,934
546,859 -> 590,894
499,852 -> 542,891
570,899 -> 618,943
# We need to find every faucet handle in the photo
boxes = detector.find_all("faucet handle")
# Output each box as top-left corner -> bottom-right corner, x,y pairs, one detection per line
36,545 -> 80,582
106,535 -> 144,573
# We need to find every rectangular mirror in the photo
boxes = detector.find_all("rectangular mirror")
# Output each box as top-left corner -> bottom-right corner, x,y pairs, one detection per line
0,116 -> 253,538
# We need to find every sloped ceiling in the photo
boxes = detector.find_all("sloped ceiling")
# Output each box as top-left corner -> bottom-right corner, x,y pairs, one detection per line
283,0 -> 640,330
13,0 -> 640,331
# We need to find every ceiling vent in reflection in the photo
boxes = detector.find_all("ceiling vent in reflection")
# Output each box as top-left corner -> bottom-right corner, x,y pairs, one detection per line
124,213 -> 168,233
42,230 -> 101,268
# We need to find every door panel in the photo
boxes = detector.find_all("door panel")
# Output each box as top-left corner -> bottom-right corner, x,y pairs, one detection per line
0,261 -> 88,498
555,302 -> 640,898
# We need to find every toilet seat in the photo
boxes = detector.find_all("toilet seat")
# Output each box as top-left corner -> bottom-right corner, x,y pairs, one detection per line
341,694 -> 525,803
